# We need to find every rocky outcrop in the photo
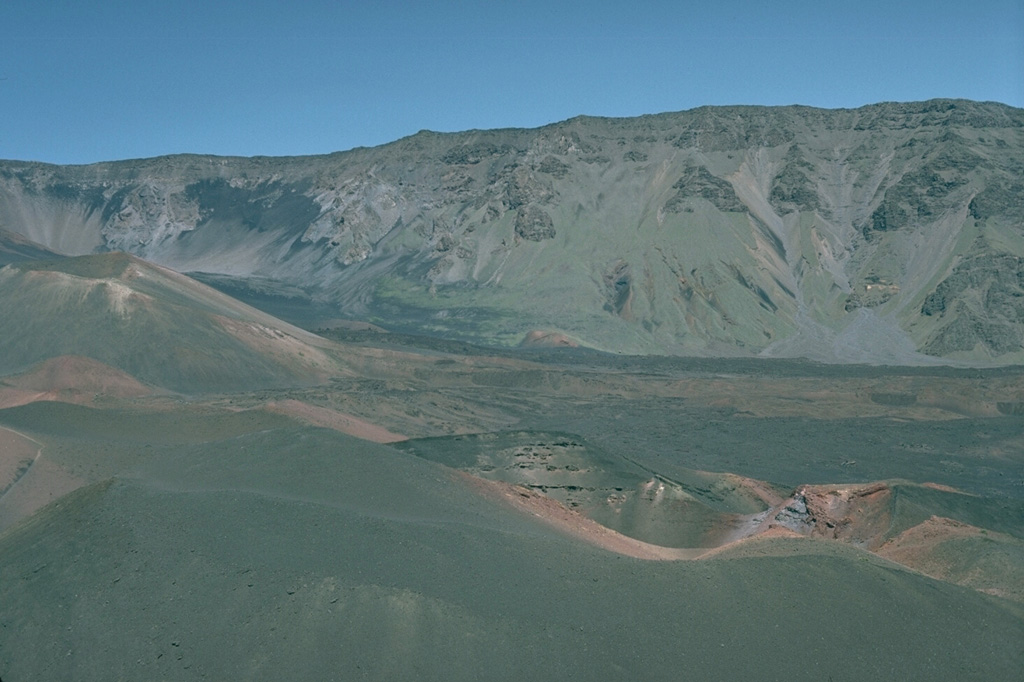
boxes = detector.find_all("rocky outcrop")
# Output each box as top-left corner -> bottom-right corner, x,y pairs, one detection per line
664,165 -> 746,213
921,254 -> 1024,356
514,206 -> 556,241
767,483 -> 896,550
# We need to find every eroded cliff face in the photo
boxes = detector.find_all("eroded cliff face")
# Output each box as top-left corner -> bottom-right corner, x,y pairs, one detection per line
1,99 -> 1022,364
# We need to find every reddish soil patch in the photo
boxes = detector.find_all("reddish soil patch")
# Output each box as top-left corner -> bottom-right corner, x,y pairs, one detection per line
519,330 -> 579,348
800,483 -> 894,550
459,469 -> 1013,594
697,526 -> 806,559
459,472 -> 817,561
877,516 -> 983,564
0,388 -> 52,410
459,473 -> 701,560
0,355 -> 153,408
215,316 -> 344,384
263,399 -> 407,443
874,516 -> 1024,602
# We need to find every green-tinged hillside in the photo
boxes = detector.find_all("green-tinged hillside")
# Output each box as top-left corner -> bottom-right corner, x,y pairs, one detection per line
0,252 -> 346,393
1,99 -> 1022,679
0,423 -> 1021,681
396,430 -> 785,548
1,99 -> 1021,364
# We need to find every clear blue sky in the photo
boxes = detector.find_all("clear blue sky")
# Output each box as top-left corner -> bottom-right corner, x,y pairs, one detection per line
2,0 -> 1022,164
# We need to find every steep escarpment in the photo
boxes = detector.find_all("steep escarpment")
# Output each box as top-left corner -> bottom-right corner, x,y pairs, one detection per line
1,99 -> 1021,363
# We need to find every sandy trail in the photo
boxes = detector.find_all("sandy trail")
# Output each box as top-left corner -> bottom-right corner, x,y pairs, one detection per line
0,425 -> 85,532
263,399 -> 407,443
0,425 -> 43,502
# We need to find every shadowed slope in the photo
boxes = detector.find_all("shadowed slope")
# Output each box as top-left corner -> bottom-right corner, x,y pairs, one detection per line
0,228 -> 63,266
262,399 -> 407,443
0,401 -> 302,531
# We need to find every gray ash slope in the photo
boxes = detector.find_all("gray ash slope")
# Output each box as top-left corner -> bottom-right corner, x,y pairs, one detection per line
2,99 -> 1022,364
2,410 -> 1021,682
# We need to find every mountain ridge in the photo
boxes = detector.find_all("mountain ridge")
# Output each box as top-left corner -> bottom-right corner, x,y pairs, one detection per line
1,99 -> 1021,364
